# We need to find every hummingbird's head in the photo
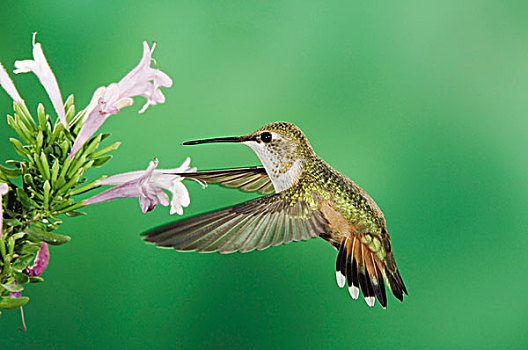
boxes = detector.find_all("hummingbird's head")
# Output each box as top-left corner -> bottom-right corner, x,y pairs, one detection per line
184,122 -> 314,192
240,122 -> 315,191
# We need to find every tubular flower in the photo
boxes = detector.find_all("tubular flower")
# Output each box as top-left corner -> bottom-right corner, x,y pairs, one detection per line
0,62 -> 22,103
70,41 -> 172,157
13,33 -> 67,127
10,242 -> 49,298
84,157 -> 201,215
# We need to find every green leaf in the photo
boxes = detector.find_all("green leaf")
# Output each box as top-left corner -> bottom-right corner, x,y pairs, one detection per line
54,201 -> 84,215
27,187 -> 44,201
14,113 -> 34,143
7,236 -> 15,256
43,180 -> 51,210
67,154 -> 86,179
19,243 -> 41,255
13,254 -> 35,270
0,169 -> 8,182
65,104 -> 75,123
1,283 -> 24,293
49,122 -> 65,148
65,211 -> 87,217
7,115 -> 27,143
37,103 -> 47,132
26,227 -> 71,246
69,178 -> 101,196
14,101 -> 37,132
83,133 -> 103,157
92,155 -> 113,168
0,240 -> 6,260
58,151 -> 73,181
57,168 -> 84,195
5,160 -> 21,167
23,173 -> 36,188
29,276 -> 44,283
4,218 -> 22,227
16,188 -> 38,210
0,164 -> 21,178
40,152 -> 51,180
64,94 -> 74,112
69,109 -> 86,130
11,232 -> 26,241
0,296 -> 29,309
33,153 -> 47,180
9,137 -> 29,158
50,158 -> 60,186
90,142 -> 121,158
12,271 -> 29,284
36,130 -> 44,151
82,159 -> 95,172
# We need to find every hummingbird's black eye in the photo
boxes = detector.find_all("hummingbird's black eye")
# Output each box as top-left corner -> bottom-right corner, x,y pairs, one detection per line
261,132 -> 272,143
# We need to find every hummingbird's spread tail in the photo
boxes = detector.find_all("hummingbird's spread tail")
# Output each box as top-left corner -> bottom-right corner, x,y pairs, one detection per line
335,234 -> 407,308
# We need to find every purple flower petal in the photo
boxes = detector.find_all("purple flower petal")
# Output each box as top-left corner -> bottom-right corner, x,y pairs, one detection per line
10,282 -> 21,298
25,242 -> 49,277
9,242 -> 49,298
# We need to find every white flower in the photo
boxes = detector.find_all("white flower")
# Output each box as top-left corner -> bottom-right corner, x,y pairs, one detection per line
0,182 -> 8,195
13,33 -> 67,127
0,62 -> 22,103
83,157 -> 202,215
70,41 -> 172,158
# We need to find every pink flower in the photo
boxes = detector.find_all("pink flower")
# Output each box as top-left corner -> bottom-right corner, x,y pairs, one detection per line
84,157 -> 201,215
10,242 -> 49,298
24,242 -> 50,277
70,41 -> 173,158
13,33 -> 67,127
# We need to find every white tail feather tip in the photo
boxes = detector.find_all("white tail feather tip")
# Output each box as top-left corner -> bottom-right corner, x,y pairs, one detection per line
365,297 -> 375,307
348,286 -> 359,299
336,271 -> 346,288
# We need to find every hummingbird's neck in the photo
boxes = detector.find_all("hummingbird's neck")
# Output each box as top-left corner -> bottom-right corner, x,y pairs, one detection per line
267,158 -> 304,193
243,143 -> 309,193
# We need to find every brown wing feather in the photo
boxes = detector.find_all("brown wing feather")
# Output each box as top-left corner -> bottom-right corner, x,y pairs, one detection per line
176,167 -> 274,194
142,190 -> 329,254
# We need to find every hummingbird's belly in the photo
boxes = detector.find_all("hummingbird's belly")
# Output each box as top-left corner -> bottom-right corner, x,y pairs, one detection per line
319,200 -> 361,241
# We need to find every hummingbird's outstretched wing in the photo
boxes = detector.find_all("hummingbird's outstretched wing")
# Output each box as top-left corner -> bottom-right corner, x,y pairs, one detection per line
182,167 -> 274,194
142,191 -> 329,253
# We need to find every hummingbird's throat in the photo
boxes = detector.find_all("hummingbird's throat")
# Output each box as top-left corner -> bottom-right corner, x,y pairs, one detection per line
243,141 -> 303,193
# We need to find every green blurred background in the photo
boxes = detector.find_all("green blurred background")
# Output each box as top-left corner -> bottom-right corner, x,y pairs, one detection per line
1,1 -> 527,348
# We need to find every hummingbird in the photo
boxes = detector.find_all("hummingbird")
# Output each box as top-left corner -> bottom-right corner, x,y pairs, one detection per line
143,122 -> 407,308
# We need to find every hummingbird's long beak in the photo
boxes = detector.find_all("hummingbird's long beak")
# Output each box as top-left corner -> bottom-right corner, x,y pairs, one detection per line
183,136 -> 244,145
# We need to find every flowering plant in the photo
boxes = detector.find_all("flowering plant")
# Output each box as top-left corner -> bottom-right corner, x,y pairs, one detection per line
0,34 -> 198,329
